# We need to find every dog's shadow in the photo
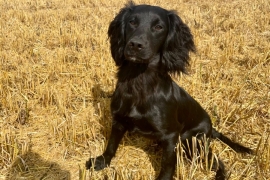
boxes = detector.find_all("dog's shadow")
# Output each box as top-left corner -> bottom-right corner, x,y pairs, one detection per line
91,85 -> 162,178
6,145 -> 71,180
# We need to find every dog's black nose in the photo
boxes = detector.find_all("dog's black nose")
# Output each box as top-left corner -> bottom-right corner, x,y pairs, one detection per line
128,40 -> 144,51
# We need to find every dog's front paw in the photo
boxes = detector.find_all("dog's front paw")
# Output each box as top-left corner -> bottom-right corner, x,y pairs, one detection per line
86,156 -> 110,171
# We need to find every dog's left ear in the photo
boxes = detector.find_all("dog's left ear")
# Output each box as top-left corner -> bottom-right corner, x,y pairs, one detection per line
162,11 -> 196,74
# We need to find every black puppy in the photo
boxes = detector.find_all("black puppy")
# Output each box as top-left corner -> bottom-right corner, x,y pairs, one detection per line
86,2 -> 253,180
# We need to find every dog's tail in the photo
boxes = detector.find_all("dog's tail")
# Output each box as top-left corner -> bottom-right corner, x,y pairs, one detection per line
212,128 -> 254,154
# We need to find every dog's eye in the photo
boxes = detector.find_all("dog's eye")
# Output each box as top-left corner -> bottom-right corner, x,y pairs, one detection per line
129,20 -> 136,25
154,25 -> 163,30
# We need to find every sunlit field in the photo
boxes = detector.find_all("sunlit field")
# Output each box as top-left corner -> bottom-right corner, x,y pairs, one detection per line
0,0 -> 269,179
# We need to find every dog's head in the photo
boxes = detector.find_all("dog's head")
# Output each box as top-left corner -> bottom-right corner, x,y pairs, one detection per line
108,1 -> 195,73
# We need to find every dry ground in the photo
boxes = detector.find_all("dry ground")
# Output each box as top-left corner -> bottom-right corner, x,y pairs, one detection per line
0,0 -> 269,179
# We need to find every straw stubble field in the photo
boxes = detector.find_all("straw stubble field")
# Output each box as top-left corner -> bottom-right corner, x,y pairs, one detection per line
0,0 -> 269,179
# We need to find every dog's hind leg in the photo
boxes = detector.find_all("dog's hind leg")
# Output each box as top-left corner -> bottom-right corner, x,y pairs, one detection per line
181,132 -> 226,180
207,148 -> 226,180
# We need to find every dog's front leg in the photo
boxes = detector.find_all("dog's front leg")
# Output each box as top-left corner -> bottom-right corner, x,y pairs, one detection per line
86,120 -> 127,170
156,133 -> 179,180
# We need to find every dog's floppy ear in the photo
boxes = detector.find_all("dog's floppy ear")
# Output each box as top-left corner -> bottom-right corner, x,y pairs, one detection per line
162,11 -> 196,74
108,1 -> 135,66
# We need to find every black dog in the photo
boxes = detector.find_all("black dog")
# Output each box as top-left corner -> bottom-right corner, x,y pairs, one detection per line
86,2 -> 253,180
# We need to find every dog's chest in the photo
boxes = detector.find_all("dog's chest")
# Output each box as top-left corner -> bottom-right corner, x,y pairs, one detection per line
111,82 -> 152,115
111,93 -> 159,136
127,106 -> 159,137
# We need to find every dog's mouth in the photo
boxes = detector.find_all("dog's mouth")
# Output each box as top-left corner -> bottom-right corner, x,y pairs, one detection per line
125,54 -> 147,63
124,53 -> 150,63
124,48 -> 153,63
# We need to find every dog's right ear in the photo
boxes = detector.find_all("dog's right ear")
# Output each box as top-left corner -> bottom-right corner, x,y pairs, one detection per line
108,1 -> 135,66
